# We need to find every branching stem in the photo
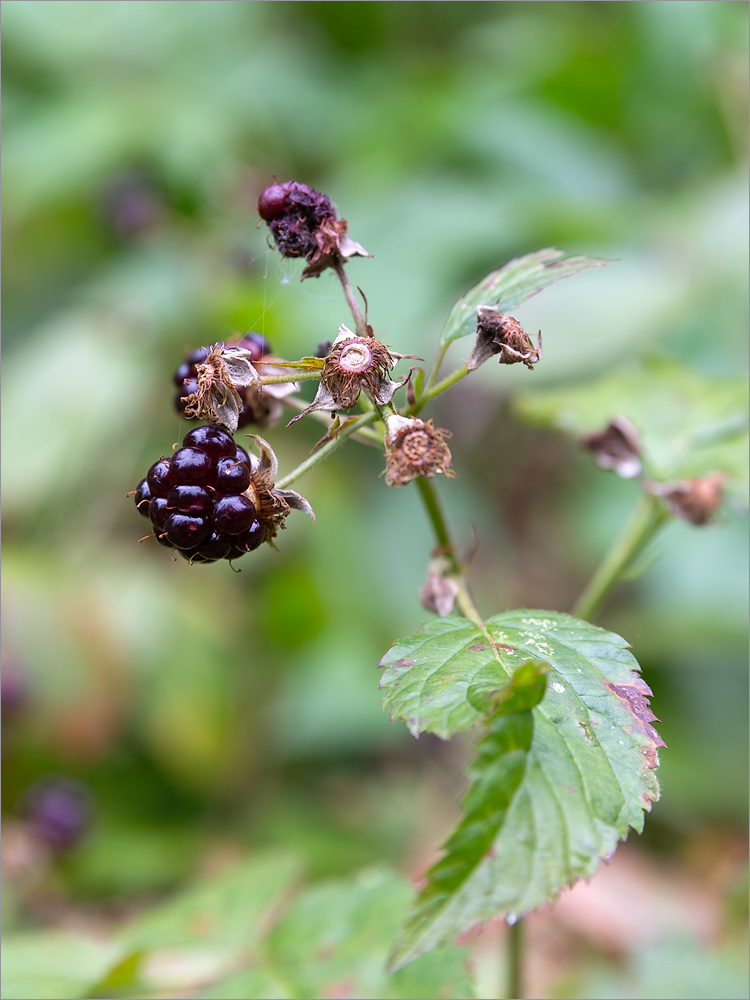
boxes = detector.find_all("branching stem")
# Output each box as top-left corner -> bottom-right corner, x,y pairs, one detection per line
275,411 -> 379,489
409,364 -> 470,415
572,492 -> 669,621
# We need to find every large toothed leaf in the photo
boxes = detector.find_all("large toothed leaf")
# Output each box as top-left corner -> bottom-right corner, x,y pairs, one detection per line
379,611 -> 662,969
515,356 -> 749,506
439,248 -> 610,347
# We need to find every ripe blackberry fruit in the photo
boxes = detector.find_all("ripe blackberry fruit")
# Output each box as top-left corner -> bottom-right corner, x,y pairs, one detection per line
174,333 -> 273,428
133,425 -> 272,564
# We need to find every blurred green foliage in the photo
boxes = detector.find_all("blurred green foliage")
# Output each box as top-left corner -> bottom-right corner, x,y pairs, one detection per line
2,2 -> 748,998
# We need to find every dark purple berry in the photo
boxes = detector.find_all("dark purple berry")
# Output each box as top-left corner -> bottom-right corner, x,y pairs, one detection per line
212,494 -> 257,534
170,447 -> 213,485
149,496 -> 171,531
234,520 -> 266,552
258,184 -> 289,221
196,531 -> 232,562
154,530 -> 175,548
164,512 -> 211,549
21,778 -> 91,852
215,457 -> 251,494
177,547 -> 215,564
182,424 -> 236,461
186,346 -> 209,367
236,331 -> 271,362
147,458 -> 173,497
235,444 -> 252,466
173,361 -> 193,388
167,484 -> 213,515
134,478 -> 152,517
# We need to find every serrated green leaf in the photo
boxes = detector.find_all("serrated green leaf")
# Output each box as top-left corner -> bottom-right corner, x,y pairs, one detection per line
120,850 -> 302,954
0,932 -> 125,1000
264,868 -> 473,1000
439,248 -> 610,347
380,611 -> 662,969
514,356 -> 749,505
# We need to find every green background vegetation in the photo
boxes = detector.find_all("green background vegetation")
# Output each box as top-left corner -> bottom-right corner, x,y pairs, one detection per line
2,3 -> 748,997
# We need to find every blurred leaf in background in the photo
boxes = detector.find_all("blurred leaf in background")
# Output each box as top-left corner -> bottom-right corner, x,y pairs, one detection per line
2,2 -> 748,998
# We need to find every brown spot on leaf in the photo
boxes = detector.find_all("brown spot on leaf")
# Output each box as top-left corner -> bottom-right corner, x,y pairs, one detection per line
494,643 -> 515,653
378,656 -> 414,671
468,643 -> 487,651
604,677 -> 666,769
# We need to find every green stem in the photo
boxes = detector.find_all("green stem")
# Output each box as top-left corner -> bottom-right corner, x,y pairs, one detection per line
333,260 -> 369,338
507,918 -> 523,1000
260,370 -> 322,384
276,411 -> 379,489
425,341 -> 451,392
571,493 -> 669,621
414,477 -> 486,633
281,395 -> 383,447
408,364 -> 470,415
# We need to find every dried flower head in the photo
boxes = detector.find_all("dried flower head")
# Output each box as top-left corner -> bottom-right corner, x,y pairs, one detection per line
581,416 -> 642,479
384,415 -> 455,488
289,325 -> 407,423
468,308 -> 541,371
649,473 -> 725,526
243,435 -> 315,545
419,560 -> 459,617
183,344 -> 261,434
258,180 -> 370,280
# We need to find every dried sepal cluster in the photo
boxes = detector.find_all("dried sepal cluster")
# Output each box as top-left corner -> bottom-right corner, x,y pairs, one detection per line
648,473 -> 725,526
183,344 -> 262,434
243,434 -> 315,545
384,415 -> 454,488
581,416 -> 642,479
289,326 -> 408,423
580,417 -> 726,526
258,180 -> 371,280
468,308 -> 541,371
